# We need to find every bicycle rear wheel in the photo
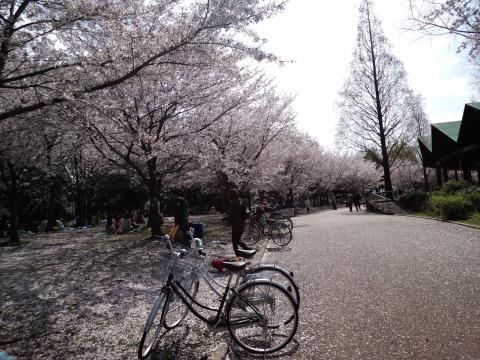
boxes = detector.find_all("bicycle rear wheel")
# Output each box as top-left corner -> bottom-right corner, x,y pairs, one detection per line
269,223 -> 292,247
226,280 -> 298,354
245,265 -> 300,308
164,280 -> 199,330
242,224 -> 262,246
138,290 -> 169,359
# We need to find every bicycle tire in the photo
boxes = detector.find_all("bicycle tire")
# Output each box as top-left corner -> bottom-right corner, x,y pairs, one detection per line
138,290 -> 169,359
164,280 -> 199,330
226,279 -> 298,354
245,265 -> 300,308
285,217 -> 293,231
269,223 -> 292,247
242,224 -> 262,246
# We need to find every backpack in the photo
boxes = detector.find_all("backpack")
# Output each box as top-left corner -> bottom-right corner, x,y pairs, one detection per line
240,200 -> 250,219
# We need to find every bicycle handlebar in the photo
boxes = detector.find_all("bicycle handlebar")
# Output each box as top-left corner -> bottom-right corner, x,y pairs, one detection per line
152,234 -> 181,256
152,234 -> 205,258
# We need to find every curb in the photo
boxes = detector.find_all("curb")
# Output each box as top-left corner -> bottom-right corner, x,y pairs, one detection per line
405,214 -> 480,230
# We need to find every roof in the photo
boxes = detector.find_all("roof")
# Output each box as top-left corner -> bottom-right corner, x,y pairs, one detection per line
466,102 -> 480,111
418,135 -> 432,152
418,102 -> 480,170
431,121 -> 461,142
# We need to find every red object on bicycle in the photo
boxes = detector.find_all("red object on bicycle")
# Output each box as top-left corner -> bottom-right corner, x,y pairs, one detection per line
211,258 -> 225,271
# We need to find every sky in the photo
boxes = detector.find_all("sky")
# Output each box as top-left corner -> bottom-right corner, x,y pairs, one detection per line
253,0 -> 478,149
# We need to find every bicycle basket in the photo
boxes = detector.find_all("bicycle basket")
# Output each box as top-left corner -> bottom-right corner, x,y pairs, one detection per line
151,251 -> 207,284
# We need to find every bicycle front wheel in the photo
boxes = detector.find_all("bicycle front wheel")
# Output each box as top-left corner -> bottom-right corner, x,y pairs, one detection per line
164,280 -> 199,330
269,223 -> 292,247
285,217 -> 293,231
226,280 -> 298,354
138,290 -> 169,359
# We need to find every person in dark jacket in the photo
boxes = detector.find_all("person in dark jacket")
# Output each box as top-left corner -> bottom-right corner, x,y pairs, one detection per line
171,189 -> 191,248
228,189 -> 252,256
353,192 -> 361,211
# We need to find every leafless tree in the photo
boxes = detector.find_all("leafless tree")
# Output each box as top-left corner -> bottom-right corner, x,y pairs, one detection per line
337,0 -> 424,198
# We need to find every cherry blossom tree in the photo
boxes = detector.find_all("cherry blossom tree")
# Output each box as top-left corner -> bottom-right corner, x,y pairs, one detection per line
204,86 -> 295,191
0,0 -> 286,122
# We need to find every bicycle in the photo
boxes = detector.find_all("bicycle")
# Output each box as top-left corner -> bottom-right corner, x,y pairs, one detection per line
269,209 -> 293,231
138,236 -> 299,359
157,233 -> 300,309
243,206 -> 293,247
188,238 -> 301,308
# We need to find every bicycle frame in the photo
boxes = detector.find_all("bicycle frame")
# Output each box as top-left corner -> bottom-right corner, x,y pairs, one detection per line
163,272 -> 264,329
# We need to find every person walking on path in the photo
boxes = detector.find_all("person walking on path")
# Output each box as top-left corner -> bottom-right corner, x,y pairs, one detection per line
331,194 -> 337,210
171,189 -> 191,248
304,198 -> 311,214
353,193 -> 361,211
346,193 -> 353,212
228,189 -> 253,256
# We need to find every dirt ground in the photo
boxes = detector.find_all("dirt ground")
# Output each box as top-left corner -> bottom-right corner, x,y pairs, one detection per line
0,215 -> 253,360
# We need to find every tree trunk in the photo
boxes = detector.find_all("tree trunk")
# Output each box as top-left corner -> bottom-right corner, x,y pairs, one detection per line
146,157 -> 163,237
422,164 -> 430,192
366,7 -> 393,199
7,163 -> 19,243
75,191 -> 86,227
436,166 -> 442,187
443,167 -> 449,183
46,180 -> 57,231
148,198 -> 163,236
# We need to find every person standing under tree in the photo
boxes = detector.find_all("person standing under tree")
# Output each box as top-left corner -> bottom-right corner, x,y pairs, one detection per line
346,193 -> 353,212
304,198 -> 311,213
353,193 -> 361,211
171,189 -> 191,248
228,189 -> 252,256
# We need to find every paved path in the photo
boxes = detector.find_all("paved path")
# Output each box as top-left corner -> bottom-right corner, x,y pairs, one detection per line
263,208 -> 480,359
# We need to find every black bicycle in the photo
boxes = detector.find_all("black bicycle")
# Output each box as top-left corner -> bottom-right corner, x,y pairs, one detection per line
138,239 -> 299,358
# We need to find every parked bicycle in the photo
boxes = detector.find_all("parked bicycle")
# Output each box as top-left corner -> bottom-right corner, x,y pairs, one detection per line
243,204 -> 293,247
138,236 -> 299,359
188,238 -> 300,308
269,209 -> 293,231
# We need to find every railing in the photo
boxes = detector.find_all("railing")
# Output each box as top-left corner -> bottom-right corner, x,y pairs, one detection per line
367,193 -> 394,215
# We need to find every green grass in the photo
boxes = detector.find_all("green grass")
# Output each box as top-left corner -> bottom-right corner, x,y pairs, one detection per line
411,210 -> 480,227
462,212 -> 480,227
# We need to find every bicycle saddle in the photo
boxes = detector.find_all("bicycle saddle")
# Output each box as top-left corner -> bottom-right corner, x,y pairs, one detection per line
222,261 -> 247,272
235,249 -> 256,258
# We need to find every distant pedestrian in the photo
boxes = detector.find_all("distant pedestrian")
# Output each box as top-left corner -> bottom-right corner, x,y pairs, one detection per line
304,198 -> 311,213
353,193 -> 361,211
346,193 -> 353,212
285,188 -> 294,208
331,194 -> 337,210
228,189 -> 252,256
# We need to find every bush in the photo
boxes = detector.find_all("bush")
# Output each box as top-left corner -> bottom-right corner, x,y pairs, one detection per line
463,191 -> 480,211
430,194 -> 474,220
399,191 -> 429,211
441,180 -> 472,194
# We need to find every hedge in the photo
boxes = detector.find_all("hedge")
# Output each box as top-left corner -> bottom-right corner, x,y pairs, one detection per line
430,194 -> 474,220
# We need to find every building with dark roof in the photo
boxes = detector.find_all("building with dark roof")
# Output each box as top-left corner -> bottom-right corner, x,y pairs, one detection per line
418,103 -> 480,185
